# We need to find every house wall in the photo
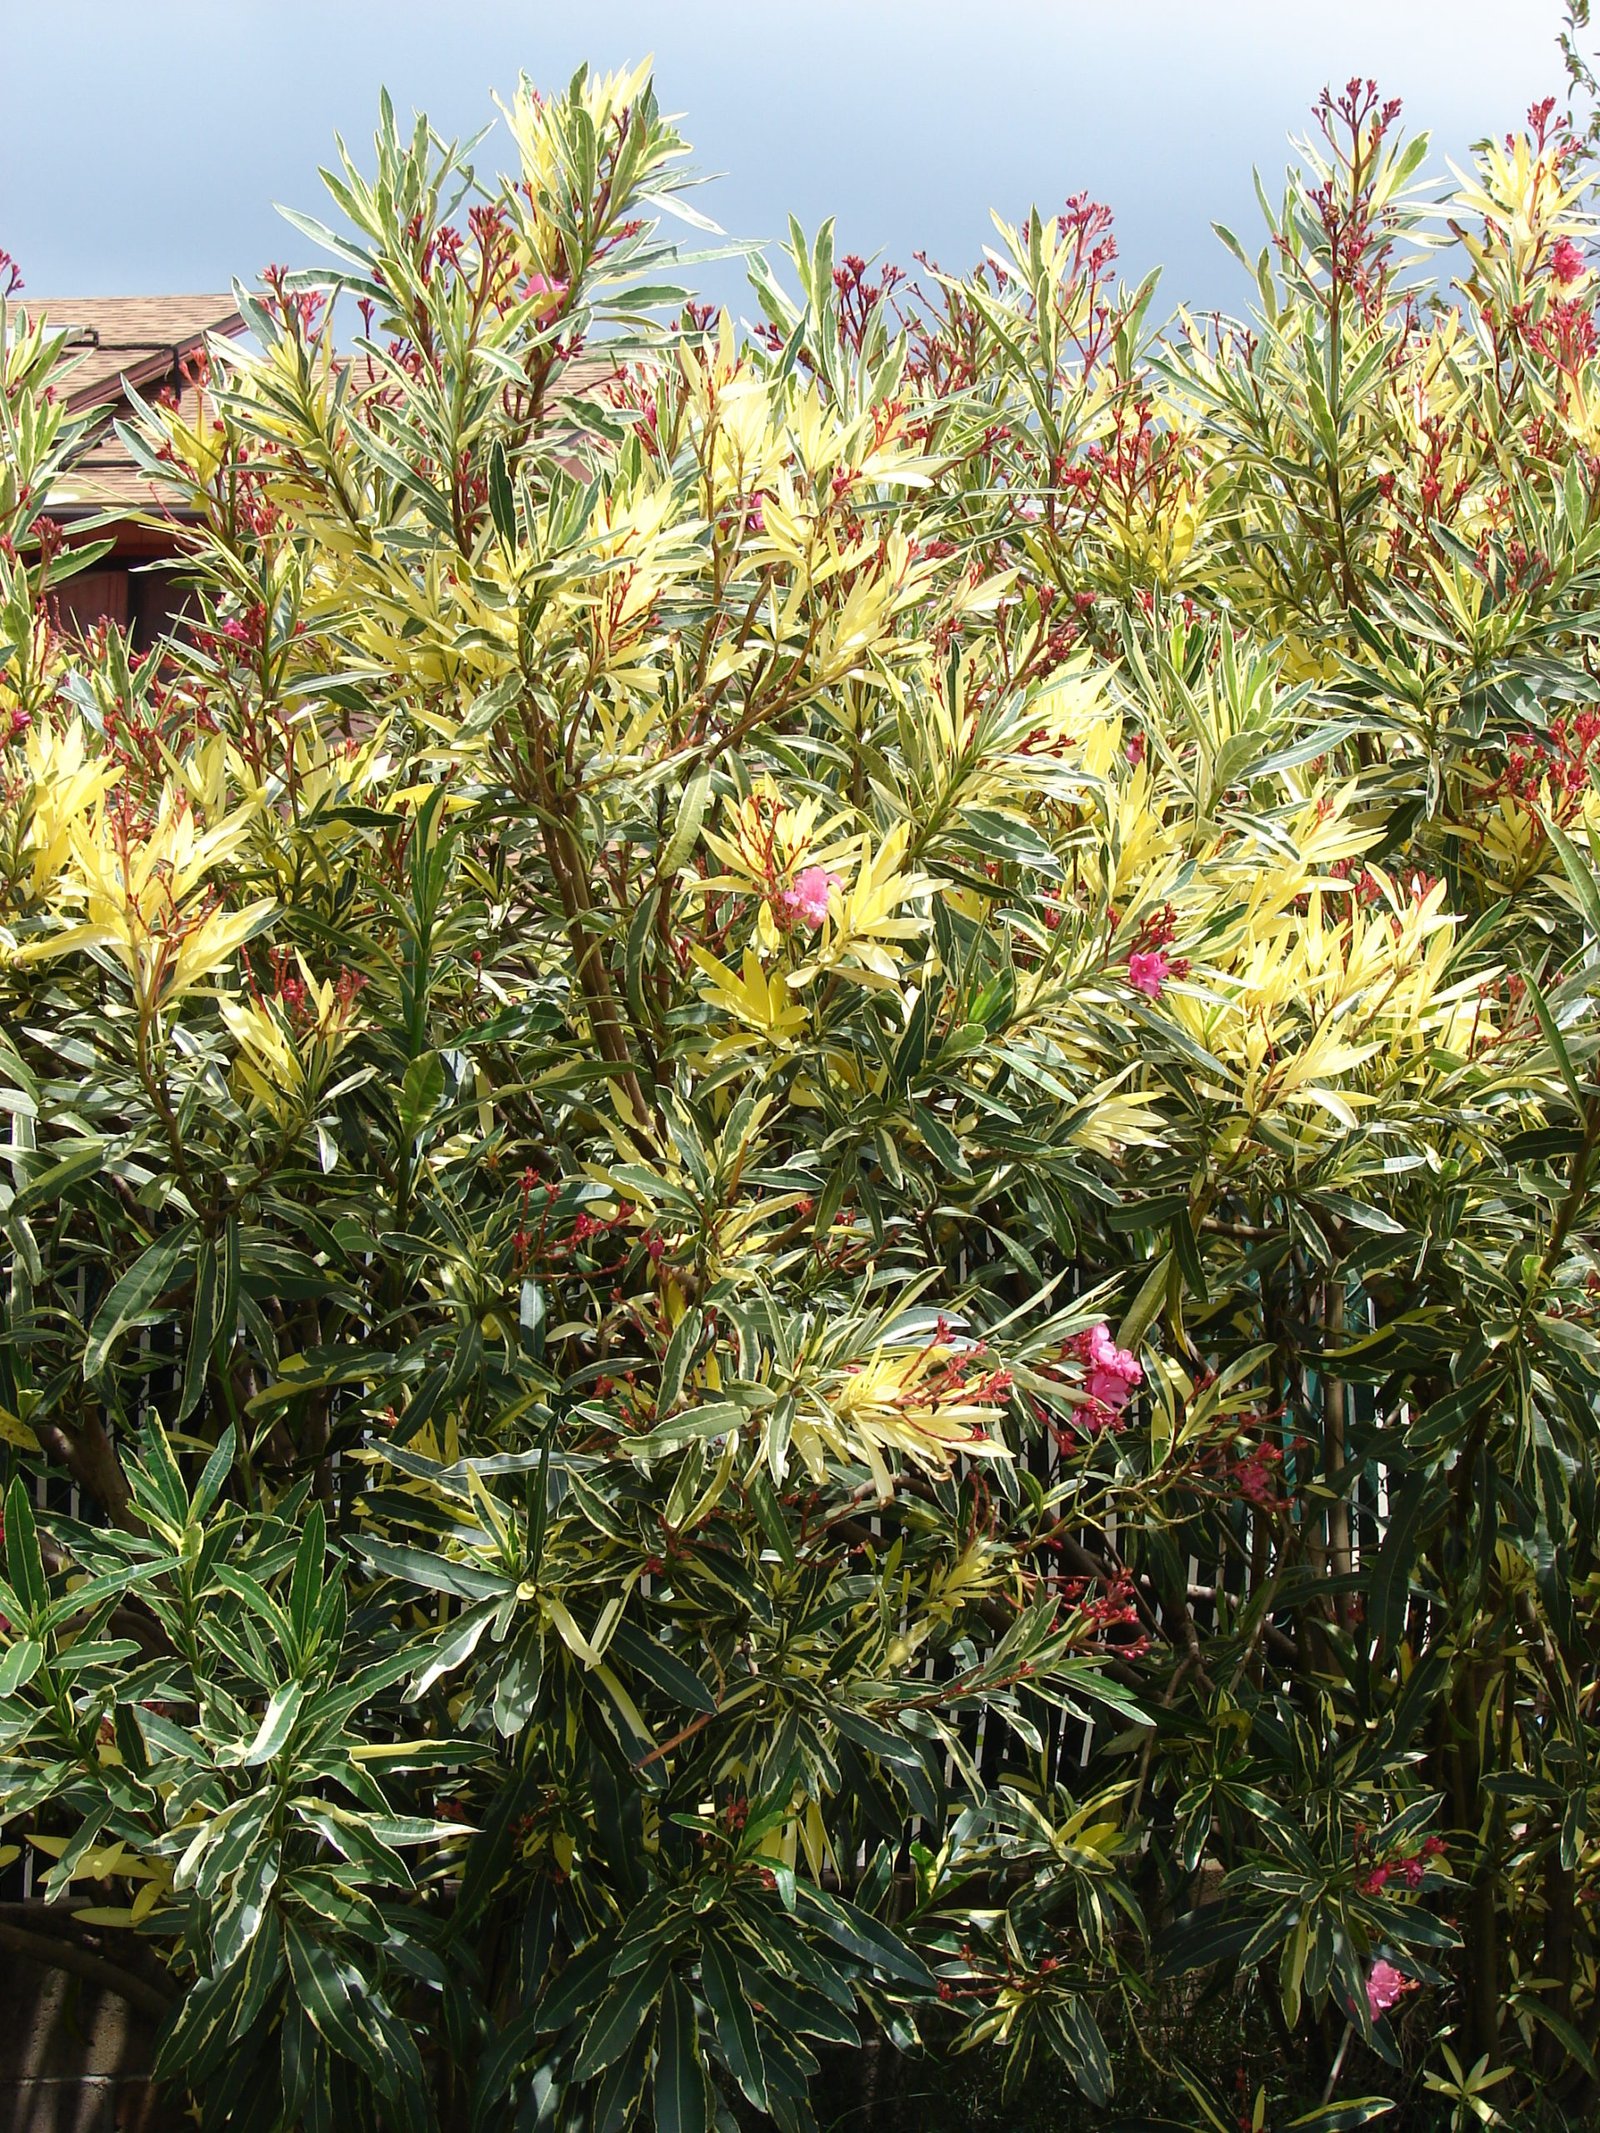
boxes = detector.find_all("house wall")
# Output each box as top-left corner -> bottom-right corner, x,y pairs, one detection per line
50,561 -> 196,651
0,1951 -> 175,2133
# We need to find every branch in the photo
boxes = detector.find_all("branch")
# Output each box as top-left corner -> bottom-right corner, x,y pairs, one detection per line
0,1918 -> 174,2023
35,1412 -> 136,1533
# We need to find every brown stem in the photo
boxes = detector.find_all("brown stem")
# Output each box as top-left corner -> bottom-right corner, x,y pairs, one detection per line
135,1010 -> 195,1199
1324,1283 -> 1353,1631
36,1412 -> 136,1533
520,687 -> 651,1127
1462,1657 -> 1511,2067
636,1708 -> 716,1768
1538,1839 -> 1577,2082
540,811 -> 650,1125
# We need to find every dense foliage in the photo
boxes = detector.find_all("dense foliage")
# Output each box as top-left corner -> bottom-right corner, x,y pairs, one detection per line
6,58 -> 1600,2133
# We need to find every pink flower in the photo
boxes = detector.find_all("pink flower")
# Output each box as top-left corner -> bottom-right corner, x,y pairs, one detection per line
1086,1368 -> 1133,1408
1127,950 -> 1170,999
1085,1322 -> 1142,1410
774,866 -> 838,932
1551,238 -> 1587,286
1233,1442 -> 1283,1507
521,273 -> 568,323
1056,1324 -> 1142,1438
1365,1959 -> 1414,2020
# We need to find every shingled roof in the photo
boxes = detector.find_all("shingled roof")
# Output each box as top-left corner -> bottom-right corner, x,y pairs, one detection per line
24,294 -> 246,515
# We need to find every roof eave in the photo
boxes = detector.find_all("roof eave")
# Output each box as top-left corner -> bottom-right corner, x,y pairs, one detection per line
60,310 -> 248,416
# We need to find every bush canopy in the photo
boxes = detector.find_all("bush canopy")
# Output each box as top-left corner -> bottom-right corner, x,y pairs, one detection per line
5,58 -> 1600,2133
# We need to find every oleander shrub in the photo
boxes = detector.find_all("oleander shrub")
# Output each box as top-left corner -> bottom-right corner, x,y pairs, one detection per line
7,58 -> 1600,2133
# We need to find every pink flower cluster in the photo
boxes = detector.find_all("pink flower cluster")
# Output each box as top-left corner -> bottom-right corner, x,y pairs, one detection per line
521,273 -> 569,324
1551,237 -> 1588,286
1361,1834 -> 1446,1896
1055,1570 -> 1150,1658
1122,904 -> 1188,1001
1233,1440 -> 1285,1507
772,866 -> 838,932
1126,949 -> 1170,998
1086,1323 -> 1142,1409
1365,1959 -> 1415,2020
1059,1322 -> 1143,1438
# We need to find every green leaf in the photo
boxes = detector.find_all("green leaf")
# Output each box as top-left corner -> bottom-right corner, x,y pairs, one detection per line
192,1425 -> 237,1522
574,1947 -> 672,2079
657,767 -> 712,881
1523,968 -> 1585,1111
84,1225 -> 191,1380
407,1596 -> 501,1701
1117,1249 -> 1172,1351
113,1700 -> 150,1776
743,1464 -> 796,1571
526,1413 -> 559,1583
791,1884 -> 936,1989
656,1308 -> 703,1417
732,1958 -> 857,2047
137,1414 -> 193,1530
468,2007 -> 541,2133
11,1138 -> 106,1218
1155,1903 -> 1257,1977
351,1535 -> 513,1602
1366,1469 -> 1445,1652
0,1637 -> 43,1695
1172,1207 -> 1209,1302
911,1105 -> 970,1178
1043,1994 -> 1112,2108
609,1619 -> 718,1716
243,1680 -> 305,1766
217,1215 -> 242,1364
488,440 -> 517,548
1542,811 -> 1600,942
532,1934 -> 620,2035
289,1502 -> 327,1657
153,1960 -> 251,2087
177,1238 -> 220,1424
1513,1993 -> 1600,2082
4,1478 -> 47,1619
1405,1369 -> 1506,1452
491,1629 -> 544,1737
625,888 -> 661,1030
37,1560 -> 165,1637
627,1401 -> 745,1456
593,2029 -> 654,2133
699,1934 -> 768,2109
1283,2103 -> 1395,2131
398,1051 -> 446,1140
652,1971 -> 710,2133
283,1920 -> 394,2091
518,1279 -> 546,1362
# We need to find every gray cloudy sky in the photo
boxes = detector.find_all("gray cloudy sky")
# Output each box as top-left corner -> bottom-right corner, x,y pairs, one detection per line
0,1 -> 1579,320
